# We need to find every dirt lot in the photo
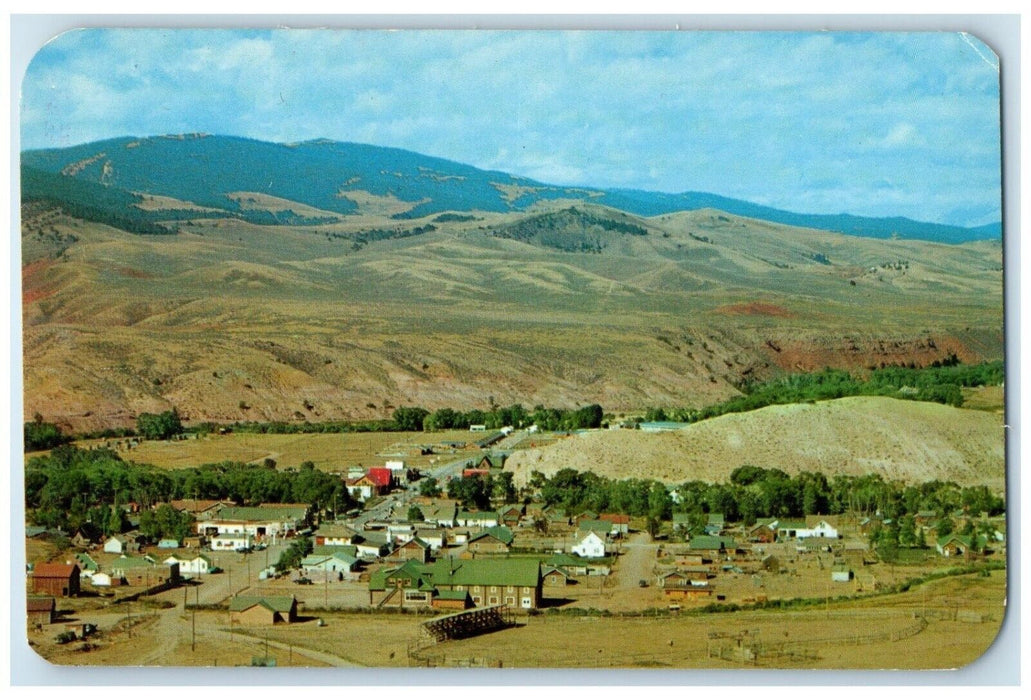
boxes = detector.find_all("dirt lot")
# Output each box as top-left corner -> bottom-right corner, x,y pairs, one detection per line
252,569 -> 1007,670
73,429 -> 483,472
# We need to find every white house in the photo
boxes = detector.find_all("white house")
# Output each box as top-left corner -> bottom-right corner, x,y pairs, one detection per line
415,529 -> 447,552
456,511 -> 499,528
354,541 -> 389,560
777,518 -> 840,541
807,519 -> 839,539
163,554 -> 214,578
301,552 -> 360,574
345,476 -> 377,503
571,531 -> 607,559
195,504 -> 309,542
314,523 -> 358,546
103,535 -> 128,554
387,523 -> 417,542
89,572 -> 114,587
385,460 -> 410,485
211,533 -> 251,551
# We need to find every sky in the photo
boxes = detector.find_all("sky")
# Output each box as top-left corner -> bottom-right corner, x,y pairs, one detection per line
19,28 -> 1002,228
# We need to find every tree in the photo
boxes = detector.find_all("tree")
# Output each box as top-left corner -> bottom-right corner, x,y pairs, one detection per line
275,535 -> 313,572
647,481 -> 672,521
424,408 -> 459,431
393,407 -> 429,432
644,407 -> 668,422
106,505 -> 129,536
419,477 -> 442,498
407,505 -> 425,522
898,515 -> 917,547
646,516 -> 661,538
492,472 -> 517,504
24,416 -> 69,452
139,503 -> 194,542
876,527 -> 900,564
136,408 -> 183,440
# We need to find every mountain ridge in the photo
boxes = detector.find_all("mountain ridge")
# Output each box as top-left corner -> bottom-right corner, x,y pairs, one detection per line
22,134 -> 1000,244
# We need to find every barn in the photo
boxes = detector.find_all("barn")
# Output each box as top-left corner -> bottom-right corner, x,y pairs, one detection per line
31,563 -> 80,597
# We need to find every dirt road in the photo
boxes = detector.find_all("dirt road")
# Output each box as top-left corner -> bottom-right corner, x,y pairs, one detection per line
611,532 -> 658,590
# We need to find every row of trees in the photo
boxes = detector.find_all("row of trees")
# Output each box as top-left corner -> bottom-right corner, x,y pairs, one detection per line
529,468 -> 674,521
446,471 -> 517,510
25,360 -> 1000,448
526,466 -> 1004,527
24,408 -> 185,454
394,403 -> 605,432
646,360 -> 1004,423
24,446 -> 356,535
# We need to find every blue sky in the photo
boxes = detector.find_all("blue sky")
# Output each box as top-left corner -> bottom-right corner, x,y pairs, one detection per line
20,29 -> 1002,227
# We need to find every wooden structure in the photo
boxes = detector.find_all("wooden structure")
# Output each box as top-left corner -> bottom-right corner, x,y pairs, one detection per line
229,595 -> 298,626
27,597 -> 56,626
431,589 -> 472,611
31,563 -> 80,597
421,604 -> 513,643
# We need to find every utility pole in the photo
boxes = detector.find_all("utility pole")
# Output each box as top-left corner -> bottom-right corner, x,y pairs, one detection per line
192,583 -> 198,651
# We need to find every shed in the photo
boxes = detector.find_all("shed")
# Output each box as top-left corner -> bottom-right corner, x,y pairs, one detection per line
229,595 -> 298,626
430,589 -> 472,611
27,597 -> 56,626
542,565 -> 572,586
831,566 -> 853,582
103,536 -> 128,554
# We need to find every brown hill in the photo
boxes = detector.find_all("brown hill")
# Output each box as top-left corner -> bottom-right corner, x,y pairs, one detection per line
21,203 -> 1003,432
505,396 -> 1006,491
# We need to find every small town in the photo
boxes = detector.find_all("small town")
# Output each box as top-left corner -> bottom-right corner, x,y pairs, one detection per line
17,24 -> 1009,678
25,423 -> 1006,669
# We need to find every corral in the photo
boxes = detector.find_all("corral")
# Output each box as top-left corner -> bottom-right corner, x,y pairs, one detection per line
420,604 -> 515,643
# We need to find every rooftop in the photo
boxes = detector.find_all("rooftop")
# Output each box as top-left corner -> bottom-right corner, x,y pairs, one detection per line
229,595 -> 297,613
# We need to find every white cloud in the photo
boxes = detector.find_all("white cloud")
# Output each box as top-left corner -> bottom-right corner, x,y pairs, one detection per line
18,29 -> 1001,227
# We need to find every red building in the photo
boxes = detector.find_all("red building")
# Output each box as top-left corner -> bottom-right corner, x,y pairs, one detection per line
366,467 -> 394,492
32,563 -> 80,597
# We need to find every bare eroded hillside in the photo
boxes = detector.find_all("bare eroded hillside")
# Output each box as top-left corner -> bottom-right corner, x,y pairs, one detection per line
505,396 -> 1006,491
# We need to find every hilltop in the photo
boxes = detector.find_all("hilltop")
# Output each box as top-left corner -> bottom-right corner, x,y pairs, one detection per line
505,396 -> 1006,492
23,134 -> 1000,243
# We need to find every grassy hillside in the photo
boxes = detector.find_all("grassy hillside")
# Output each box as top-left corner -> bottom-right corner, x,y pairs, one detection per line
505,396 -> 1006,492
21,197 -> 1003,431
